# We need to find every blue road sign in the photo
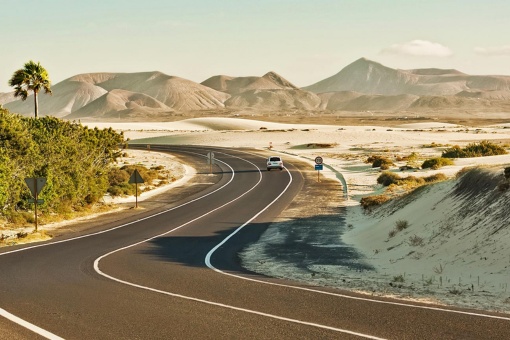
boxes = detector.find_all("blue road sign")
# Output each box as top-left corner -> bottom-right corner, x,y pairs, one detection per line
315,164 -> 323,171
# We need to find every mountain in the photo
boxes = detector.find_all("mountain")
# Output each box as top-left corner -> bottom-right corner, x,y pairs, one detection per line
225,89 -> 321,111
0,92 -> 15,105
318,91 -> 419,111
304,58 -> 510,96
202,71 -> 319,110
3,59 -> 510,119
201,71 -> 298,94
66,89 -> 172,119
4,72 -> 230,119
4,80 -> 107,117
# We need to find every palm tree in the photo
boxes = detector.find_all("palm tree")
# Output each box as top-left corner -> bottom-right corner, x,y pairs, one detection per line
8,60 -> 52,118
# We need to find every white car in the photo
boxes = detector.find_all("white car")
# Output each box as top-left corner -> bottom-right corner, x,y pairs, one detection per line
267,156 -> 283,171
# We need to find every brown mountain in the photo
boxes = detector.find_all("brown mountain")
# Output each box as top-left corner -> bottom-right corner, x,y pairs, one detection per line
304,58 -> 510,96
225,89 -> 321,111
201,71 -> 298,95
66,89 -> 172,119
3,59 -> 510,119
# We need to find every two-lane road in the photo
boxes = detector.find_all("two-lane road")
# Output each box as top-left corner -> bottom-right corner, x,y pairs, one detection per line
1,146 -> 509,339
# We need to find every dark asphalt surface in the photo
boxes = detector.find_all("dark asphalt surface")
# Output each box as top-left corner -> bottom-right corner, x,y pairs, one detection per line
1,145 -> 509,339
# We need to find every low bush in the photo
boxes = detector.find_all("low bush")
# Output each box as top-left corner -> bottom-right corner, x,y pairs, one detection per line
409,234 -> 424,246
442,140 -> 508,158
505,167 -> 510,179
377,172 -> 401,186
423,173 -> 448,183
367,155 -> 394,170
395,219 -> 409,231
422,157 -> 454,170
360,194 -> 390,210
377,172 -> 445,187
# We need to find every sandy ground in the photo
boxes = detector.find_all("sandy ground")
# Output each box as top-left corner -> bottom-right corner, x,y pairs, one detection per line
6,117 -> 510,313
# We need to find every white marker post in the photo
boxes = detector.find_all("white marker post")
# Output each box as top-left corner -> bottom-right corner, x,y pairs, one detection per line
207,152 -> 215,174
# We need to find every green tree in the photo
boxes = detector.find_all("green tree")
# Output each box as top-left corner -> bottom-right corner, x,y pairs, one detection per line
8,60 -> 52,118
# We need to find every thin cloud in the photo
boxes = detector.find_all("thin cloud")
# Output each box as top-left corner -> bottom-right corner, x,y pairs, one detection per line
381,40 -> 453,57
474,46 -> 510,56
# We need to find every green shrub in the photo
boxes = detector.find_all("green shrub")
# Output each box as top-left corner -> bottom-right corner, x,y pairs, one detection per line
442,140 -> 507,158
422,157 -> 454,170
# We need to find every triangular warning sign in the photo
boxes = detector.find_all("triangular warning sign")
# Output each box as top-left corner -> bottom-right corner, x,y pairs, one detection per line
128,169 -> 145,184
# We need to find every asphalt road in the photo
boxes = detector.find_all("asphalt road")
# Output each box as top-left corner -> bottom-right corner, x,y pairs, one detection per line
1,145 -> 509,339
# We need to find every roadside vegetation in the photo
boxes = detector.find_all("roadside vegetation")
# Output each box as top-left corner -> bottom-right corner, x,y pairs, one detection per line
360,172 -> 448,210
0,109 -> 124,227
441,140 -> 508,158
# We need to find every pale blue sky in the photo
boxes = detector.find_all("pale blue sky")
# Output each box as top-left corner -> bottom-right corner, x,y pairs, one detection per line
2,0 -> 510,92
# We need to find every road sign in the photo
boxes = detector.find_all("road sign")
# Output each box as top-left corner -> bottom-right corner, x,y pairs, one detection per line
128,169 -> 145,208
128,169 -> 145,184
28,199 -> 45,204
207,152 -> 215,165
24,177 -> 47,232
315,164 -> 323,171
25,178 -> 47,197
315,156 -> 323,165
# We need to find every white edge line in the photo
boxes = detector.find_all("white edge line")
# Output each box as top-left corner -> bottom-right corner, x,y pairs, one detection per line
0,308 -> 64,340
94,152 -> 385,339
0,150 -> 231,339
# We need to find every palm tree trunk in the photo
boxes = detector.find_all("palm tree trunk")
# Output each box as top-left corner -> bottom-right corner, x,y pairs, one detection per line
34,91 -> 38,118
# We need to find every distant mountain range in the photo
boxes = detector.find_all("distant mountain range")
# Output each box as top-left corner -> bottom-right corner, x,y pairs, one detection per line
2,58 -> 510,119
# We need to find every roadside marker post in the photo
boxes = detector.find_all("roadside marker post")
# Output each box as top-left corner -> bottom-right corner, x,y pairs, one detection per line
207,152 -> 215,174
128,169 -> 145,208
314,157 -> 323,182
24,177 -> 47,232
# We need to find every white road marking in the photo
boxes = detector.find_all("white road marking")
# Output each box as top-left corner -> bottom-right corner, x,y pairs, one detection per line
0,308 -> 64,340
93,152 -> 385,339
2,147 -> 507,339
0,149 -> 232,339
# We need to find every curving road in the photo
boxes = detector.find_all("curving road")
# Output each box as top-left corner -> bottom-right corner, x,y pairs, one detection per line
0,145 -> 509,339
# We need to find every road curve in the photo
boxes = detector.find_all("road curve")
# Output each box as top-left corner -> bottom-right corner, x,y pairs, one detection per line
0,145 -> 509,339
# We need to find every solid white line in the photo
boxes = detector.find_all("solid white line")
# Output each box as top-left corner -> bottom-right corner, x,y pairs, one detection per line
93,153 -> 385,339
0,149 -> 233,339
0,308 -> 64,340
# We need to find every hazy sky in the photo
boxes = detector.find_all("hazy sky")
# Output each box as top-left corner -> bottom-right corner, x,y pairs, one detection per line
2,0 -> 510,92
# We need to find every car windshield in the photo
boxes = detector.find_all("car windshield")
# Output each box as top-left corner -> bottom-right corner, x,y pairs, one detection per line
269,157 -> 281,162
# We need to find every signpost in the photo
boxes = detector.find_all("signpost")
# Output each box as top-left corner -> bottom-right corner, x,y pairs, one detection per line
128,169 -> 145,208
24,177 -> 47,231
314,157 -> 323,182
207,152 -> 215,174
